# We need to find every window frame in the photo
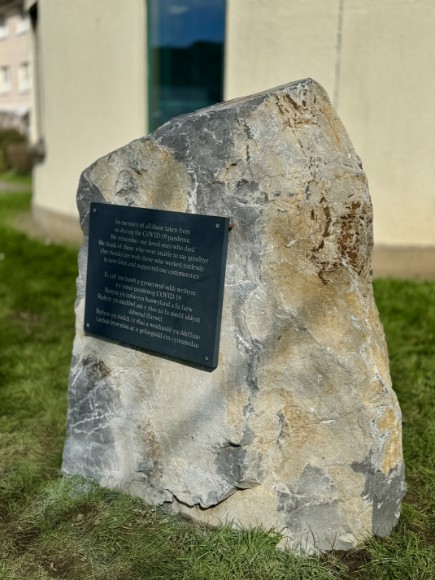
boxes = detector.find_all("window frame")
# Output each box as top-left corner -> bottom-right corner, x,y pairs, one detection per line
18,61 -> 31,93
0,14 -> 9,40
0,66 -> 12,94
16,12 -> 30,35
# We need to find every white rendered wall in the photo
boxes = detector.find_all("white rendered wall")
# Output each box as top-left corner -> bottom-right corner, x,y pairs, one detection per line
32,0 -> 147,221
225,0 -> 435,248
337,0 -> 435,247
225,0 -> 340,102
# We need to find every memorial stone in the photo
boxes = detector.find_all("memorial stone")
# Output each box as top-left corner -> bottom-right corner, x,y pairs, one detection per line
62,78 -> 406,553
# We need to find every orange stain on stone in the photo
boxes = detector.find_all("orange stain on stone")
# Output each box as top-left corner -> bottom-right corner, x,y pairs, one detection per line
378,408 -> 402,473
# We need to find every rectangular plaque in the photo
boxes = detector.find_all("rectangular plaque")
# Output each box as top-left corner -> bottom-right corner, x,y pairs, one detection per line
84,202 -> 230,368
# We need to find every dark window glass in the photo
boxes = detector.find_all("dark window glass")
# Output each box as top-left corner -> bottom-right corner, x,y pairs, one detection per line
148,0 -> 226,131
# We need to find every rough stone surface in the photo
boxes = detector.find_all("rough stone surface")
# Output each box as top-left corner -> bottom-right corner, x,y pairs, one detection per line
62,78 -> 406,553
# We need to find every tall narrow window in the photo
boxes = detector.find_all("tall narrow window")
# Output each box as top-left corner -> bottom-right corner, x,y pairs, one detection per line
0,15 -> 8,39
148,0 -> 226,131
16,12 -> 30,35
0,66 -> 11,93
18,62 -> 30,93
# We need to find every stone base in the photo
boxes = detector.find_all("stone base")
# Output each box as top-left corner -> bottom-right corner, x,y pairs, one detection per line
30,204 -> 83,245
373,246 -> 435,279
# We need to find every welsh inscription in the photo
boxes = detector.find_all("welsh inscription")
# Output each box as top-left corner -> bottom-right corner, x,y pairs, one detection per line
84,203 -> 230,368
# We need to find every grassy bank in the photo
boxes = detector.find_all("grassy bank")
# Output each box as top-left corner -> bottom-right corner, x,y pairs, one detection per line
0,192 -> 434,579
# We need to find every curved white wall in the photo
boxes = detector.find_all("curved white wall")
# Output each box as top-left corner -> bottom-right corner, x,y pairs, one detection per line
225,0 -> 435,248
32,0 -> 146,222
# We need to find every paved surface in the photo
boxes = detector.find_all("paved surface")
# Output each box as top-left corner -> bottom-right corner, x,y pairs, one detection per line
373,246 -> 435,280
0,180 -> 30,192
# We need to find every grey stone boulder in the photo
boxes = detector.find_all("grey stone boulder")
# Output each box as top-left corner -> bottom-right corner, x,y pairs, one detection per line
62,78 -> 405,553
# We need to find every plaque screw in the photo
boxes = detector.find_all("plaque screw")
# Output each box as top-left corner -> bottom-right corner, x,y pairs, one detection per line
205,356 -> 209,361
93,208 -> 96,213
86,323 -> 90,328
215,223 -> 220,228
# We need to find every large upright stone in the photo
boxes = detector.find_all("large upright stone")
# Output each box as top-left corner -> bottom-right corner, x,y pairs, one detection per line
62,79 -> 405,553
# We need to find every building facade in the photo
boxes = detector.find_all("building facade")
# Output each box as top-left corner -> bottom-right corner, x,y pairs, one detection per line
26,0 -> 435,274
0,0 -> 31,134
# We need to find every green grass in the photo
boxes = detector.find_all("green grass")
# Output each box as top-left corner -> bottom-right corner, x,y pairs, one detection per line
0,192 -> 434,579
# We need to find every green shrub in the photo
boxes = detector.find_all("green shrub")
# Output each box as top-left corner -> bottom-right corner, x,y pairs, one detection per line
0,129 -> 32,174
0,128 -> 26,147
6,142 -> 33,174
0,146 -> 8,171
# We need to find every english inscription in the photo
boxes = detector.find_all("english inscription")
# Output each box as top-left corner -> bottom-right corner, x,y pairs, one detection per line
84,203 -> 230,368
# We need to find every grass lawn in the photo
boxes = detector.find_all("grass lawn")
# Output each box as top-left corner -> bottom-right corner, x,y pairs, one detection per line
0,190 -> 434,579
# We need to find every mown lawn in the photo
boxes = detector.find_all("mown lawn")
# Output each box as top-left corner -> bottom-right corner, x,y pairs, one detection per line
0,191 -> 434,579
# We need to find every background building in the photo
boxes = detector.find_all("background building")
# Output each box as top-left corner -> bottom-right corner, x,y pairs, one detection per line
26,0 -> 435,275
0,0 -> 31,134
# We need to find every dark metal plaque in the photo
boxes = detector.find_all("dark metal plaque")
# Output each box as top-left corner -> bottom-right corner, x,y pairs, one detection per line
84,203 -> 230,368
